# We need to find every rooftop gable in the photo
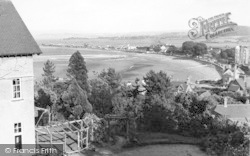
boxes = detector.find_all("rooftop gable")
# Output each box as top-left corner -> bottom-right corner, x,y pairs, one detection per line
0,0 -> 42,57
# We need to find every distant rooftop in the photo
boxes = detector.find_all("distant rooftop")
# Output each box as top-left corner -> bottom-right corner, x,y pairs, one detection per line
0,0 -> 42,57
214,104 -> 250,123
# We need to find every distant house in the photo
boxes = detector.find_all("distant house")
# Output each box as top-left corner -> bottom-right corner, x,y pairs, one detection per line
222,66 -> 246,85
213,104 -> 250,124
172,81 -> 193,94
209,47 -> 222,55
228,78 -> 246,95
222,69 -> 234,85
160,45 -> 169,52
136,46 -> 150,52
127,80 -> 146,95
198,91 -> 211,100
127,45 -> 137,50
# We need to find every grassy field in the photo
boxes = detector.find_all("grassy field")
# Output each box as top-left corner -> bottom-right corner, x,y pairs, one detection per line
34,46 -> 221,82
116,144 -> 207,156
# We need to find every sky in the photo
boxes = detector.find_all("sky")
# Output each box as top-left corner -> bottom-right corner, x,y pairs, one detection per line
11,0 -> 250,37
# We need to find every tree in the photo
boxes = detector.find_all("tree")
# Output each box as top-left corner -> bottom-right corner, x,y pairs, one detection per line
61,79 -> 92,120
98,68 -> 122,91
193,43 -> 207,56
141,70 -> 175,132
182,41 -> 207,57
182,41 -> 196,55
220,51 -> 228,59
151,45 -> 161,52
35,88 -> 53,109
166,45 -> 177,55
42,60 -> 56,87
89,79 -> 113,117
143,70 -> 172,99
67,51 -> 90,93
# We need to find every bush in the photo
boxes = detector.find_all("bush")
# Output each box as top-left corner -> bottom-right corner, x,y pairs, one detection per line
142,104 -> 171,132
200,119 -> 250,156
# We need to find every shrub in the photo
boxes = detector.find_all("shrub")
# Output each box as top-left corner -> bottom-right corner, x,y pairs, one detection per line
200,119 -> 250,156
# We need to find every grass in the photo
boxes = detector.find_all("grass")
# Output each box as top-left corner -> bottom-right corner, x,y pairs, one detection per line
134,132 -> 202,146
79,132 -> 206,156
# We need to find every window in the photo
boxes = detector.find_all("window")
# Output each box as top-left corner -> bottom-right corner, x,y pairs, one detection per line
13,79 -> 21,99
14,123 -> 21,133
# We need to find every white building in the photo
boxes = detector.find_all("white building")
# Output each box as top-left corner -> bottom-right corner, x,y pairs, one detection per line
0,0 -> 42,151
235,45 -> 249,65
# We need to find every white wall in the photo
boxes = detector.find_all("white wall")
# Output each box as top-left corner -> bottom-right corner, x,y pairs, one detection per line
0,56 -> 35,145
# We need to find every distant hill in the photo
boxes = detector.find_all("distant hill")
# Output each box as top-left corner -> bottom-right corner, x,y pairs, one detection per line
232,26 -> 250,36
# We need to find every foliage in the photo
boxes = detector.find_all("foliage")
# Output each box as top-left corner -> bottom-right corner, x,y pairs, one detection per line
143,70 -> 172,100
89,68 -> 122,117
200,119 -> 249,156
61,79 -> 92,120
42,60 -> 56,87
89,78 -> 114,117
67,51 -> 90,93
166,45 -> 177,53
140,71 -> 175,132
35,88 -> 53,109
182,41 -> 207,57
151,45 -> 161,52
173,93 -> 213,137
112,79 -> 145,134
182,41 -> 196,55
193,43 -> 207,56
98,68 -> 122,90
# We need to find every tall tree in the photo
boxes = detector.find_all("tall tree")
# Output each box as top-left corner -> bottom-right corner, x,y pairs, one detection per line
67,51 -> 90,93
143,70 -> 172,99
42,60 -> 56,87
61,79 -> 92,120
89,78 -> 113,117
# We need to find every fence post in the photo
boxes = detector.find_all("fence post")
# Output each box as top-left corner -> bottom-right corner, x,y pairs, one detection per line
86,127 -> 89,149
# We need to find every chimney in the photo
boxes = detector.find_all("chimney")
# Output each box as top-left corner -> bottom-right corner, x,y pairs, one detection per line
234,65 -> 237,80
224,97 -> 228,107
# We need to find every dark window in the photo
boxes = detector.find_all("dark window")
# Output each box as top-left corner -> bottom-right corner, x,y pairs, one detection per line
14,123 -> 21,133
13,79 -> 21,98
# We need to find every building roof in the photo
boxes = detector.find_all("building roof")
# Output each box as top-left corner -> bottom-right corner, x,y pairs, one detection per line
223,69 -> 234,77
198,91 -> 211,100
235,78 -> 246,90
214,104 -> 250,122
228,84 -> 240,92
228,78 -> 246,91
0,0 -> 42,57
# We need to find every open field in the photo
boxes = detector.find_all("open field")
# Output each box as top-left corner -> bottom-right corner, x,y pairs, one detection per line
34,46 -> 220,82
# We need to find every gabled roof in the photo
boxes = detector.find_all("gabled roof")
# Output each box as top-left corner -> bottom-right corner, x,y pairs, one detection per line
223,69 -> 234,77
214,104 -> 250,122
228,78 -> 245,91
236,68 -> 245,75
0,0 -> 42,57
198,91 -> 211,100
235,78 -> 246,90
228,84 -> 240,92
